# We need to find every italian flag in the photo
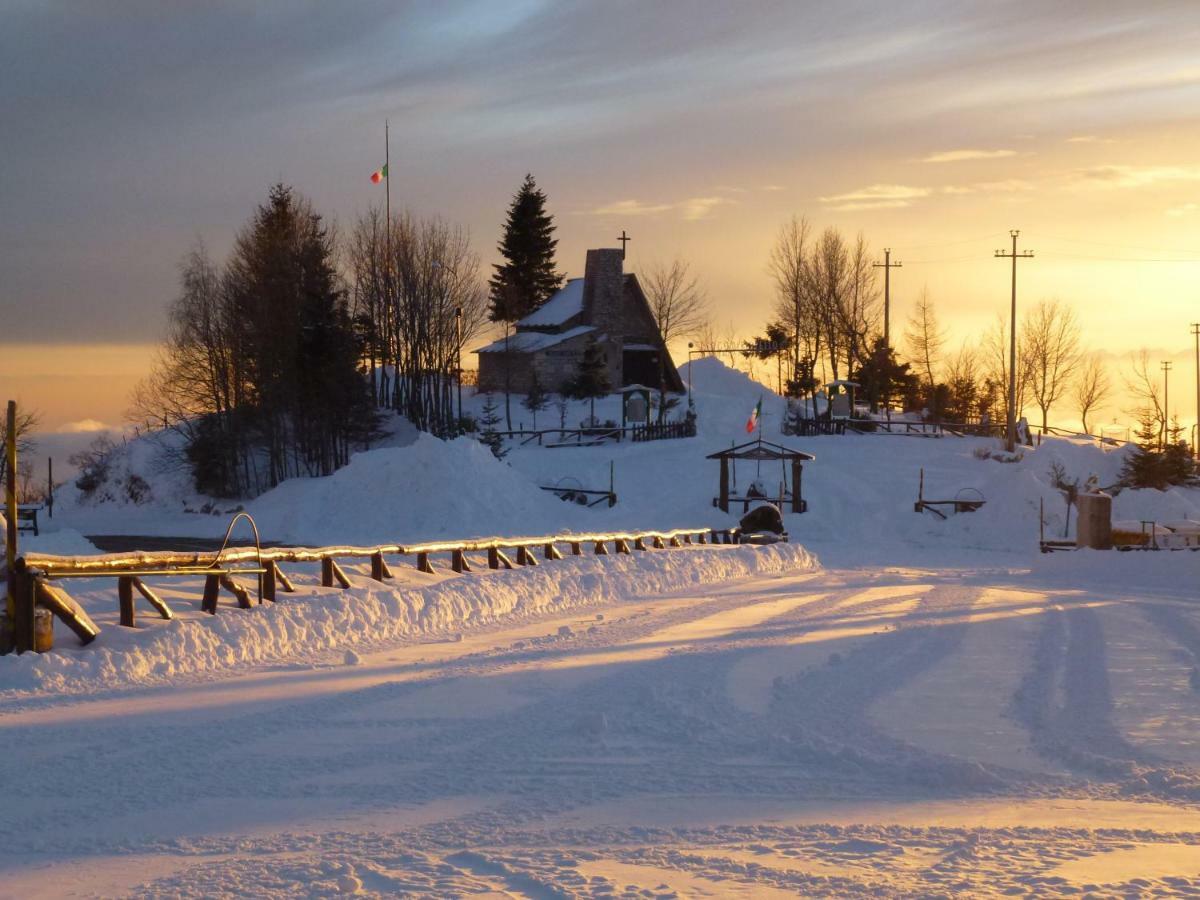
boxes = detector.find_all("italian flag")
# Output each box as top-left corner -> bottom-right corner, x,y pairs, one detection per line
369,163 -> 388,183
745,396 -> 762,433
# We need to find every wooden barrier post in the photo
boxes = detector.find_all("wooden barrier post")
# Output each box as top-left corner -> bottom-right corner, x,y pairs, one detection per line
415,552 -> 435,574
451,548 -> 471,572
516,546 -> 538,566
270,561 -> 295,593
201,574 -> 221,614
322,558 -> 352,588
219,574 -> 253,609
131,577 -> 172,619
262,563 -> 277,602
371,552 -> 392,581
119,575 -> 136,627
543,542 -> 563,561
570,541 -> 582,556
594,541 -> 609,555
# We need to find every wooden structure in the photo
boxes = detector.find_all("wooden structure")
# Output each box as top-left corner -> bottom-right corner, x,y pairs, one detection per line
500,419 -> 696,448
707,438 -> 813,515
16,504 -> 42,536
12,520 -> 734,653
914,468 -> 985,519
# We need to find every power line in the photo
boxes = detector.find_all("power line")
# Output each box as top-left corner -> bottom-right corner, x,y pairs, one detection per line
1038,233 -> 1200,256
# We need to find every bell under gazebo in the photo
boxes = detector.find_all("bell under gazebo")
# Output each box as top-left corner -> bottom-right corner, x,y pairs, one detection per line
706,437 -> 815,515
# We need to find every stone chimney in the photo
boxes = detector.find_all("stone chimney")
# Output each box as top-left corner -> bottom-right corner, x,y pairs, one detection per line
582,248 -> 625,338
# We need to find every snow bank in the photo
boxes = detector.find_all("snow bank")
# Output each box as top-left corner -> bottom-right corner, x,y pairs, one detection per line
0,543 -> 817,697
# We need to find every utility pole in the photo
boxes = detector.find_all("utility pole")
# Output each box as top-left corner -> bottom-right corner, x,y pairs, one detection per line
873,248 -> 902,348
1192,323 -> 1200,459
1161,360 -> 1173,450
995,231 -> 1034,452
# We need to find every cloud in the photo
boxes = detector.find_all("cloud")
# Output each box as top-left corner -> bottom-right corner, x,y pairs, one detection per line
584,196 -> 733,221
819,184 -> 930,211
942,179 -> 1033,195
921,149 -> 1017,163
1065,135 -> 1115,144
760,184 -> 785,192
1166,202 -> 1199,217
56,418 -> 113,434
586,199 -> 673,217
1073,164 -> 1200,189
679,196 -> 732,221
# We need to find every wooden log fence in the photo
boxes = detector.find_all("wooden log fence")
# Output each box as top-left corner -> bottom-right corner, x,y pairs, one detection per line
12,524 -> 739,651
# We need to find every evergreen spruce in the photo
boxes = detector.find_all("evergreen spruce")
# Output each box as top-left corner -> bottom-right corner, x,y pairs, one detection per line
852,338 -> 919,415
1162,418 -> 1199,487
521,368 -> 549,430
488,174 -> 564,323
478,393 -> 507,459
1121,410 -> 1169,489
567,339 -> 612,424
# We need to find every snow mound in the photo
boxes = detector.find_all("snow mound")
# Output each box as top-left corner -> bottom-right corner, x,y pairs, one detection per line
248,433 -> 592,545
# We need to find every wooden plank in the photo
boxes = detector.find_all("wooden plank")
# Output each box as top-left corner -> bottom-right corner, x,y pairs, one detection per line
131,577 -> 172,620
34,580 -> 99,645
118,575 -> 135,627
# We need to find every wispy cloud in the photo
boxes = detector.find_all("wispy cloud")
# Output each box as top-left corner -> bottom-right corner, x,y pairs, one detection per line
1073,164 -> 1200,189
1166,202 -> 1199,217
942,179 -> 1033,195
586,199 -> 673,217
819,184 -> 930,211
921,149 -> 1017,163
1065,135 -> 1115,144
584,196 -> 733,221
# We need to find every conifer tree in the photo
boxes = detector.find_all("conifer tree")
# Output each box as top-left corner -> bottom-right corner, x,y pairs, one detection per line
488,174 -> 563,323
521,368 -> 549,430
478,393 -> 507,459
1121,410 -> 1168,489
567,339 -> 612,424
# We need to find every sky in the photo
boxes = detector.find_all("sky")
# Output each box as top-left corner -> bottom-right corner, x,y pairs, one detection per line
2,0 -> 1200,431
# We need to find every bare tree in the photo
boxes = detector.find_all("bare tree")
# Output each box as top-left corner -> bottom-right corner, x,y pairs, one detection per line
904,288 -> 945,399
0,405 -> 39,488
805,227 -> 852,382
839,233 -> 880,376
1022,299 -> 1081,433
1073,352 -> 1112,435
642,257 -> 708,345
768,216 -> 817,388
981,313 -> 1033,426
1124,349 -> 1166,445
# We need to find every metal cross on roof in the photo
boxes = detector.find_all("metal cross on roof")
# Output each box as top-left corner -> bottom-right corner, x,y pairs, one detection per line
617,230 -> 631,260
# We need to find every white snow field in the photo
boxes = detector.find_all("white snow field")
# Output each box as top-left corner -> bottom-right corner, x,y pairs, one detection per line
3,358 -> 1200,897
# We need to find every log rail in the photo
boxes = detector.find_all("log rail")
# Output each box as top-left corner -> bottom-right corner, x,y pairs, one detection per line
11,525 -> 738,651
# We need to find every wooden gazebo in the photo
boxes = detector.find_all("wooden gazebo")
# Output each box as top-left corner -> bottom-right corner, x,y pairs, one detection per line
707,437 -> 815,514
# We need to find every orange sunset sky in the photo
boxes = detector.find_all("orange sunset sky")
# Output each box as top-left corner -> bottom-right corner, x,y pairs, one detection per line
2,2 -> 1199,432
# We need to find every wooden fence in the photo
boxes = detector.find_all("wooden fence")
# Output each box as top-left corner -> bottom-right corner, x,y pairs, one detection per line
10,523 -> 736,653
495,418 -> 696,447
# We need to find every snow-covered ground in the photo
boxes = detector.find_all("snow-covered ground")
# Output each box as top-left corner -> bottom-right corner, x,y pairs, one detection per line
4,358 -> 1200,896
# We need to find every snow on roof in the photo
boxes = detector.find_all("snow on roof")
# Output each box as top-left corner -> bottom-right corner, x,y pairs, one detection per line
517,278 -> 584,327
474,324 -> 595,354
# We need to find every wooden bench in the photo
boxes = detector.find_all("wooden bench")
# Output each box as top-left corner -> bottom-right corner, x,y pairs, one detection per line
16,504 -> 41,536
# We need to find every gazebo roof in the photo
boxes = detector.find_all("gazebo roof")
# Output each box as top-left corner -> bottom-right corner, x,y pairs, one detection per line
705,436 -> 815,462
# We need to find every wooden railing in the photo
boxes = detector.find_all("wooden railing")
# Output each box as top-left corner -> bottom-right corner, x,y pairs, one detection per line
10,523 -> 737,652
493,419 -> 696,447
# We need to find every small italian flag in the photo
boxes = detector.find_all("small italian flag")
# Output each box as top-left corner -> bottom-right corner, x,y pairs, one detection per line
369,163 -> 388,183
745,396 -> 762,434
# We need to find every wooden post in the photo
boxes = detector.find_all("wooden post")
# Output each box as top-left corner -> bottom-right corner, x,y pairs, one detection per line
697,531 -> 707,544
416,552 -> 435,574
718,456 -> 730,513
11,566 -> 35,652
321,557 -> 335,587
487,548 -> 514,569
633,537 -> 647,551
452,548 -> 471,572
131,577 -> 172,619
791,459 -> 803,514
220,574 -> 253,609
262,562 -> 277,602
201,573 -> 221,614
614,538 -> 631,554
683,534 -> 692,545
119,575 -> 136,627
669,535 -> 681,547
34,579 -> 98,645
594,541 -> 609,555
652,536 -> 665,549
371,552 -> 392,581
543,542 -> 563,560
325,559 -> 353,587
570,541 -> 582,556
271,561 -> 295,593
516,546 -> 538,566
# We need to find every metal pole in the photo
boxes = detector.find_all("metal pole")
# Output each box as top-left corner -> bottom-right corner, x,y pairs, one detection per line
455,307 -> 463,423
1192,323 -> 1200,458
6,401 -> 17,629
1161,360 -> 1172,450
